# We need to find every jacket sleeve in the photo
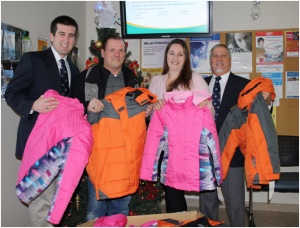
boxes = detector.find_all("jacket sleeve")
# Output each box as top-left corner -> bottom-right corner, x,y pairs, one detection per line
203,108 -> 222,186
47,119 -> 93,224
140,110 -> 165,181
218,106 -> 247,180
245,94 -> 280,187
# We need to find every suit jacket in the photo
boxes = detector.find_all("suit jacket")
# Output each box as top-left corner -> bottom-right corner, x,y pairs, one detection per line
205,72 -> 249,167
5,48 -> 80,159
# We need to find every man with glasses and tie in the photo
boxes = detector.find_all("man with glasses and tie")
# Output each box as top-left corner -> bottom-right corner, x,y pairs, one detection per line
5,15 -> 80,226
199,44 -> 250,227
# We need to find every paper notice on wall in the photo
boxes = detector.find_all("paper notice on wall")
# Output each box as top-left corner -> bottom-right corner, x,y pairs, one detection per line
262,72 -> 283,106
255,31 -> 284,72
285,31 -> 299,57
37,34 -> 49,51
286,71 -> 299,98
141,38 -> 173,69
226,32 -> 253,73
190,34 -> 220,73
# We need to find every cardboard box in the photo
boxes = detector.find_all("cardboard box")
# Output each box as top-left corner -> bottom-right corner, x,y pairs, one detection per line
78,210 -> 203,227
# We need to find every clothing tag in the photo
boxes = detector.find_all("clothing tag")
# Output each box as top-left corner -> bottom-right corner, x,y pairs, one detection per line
269,181 -> 275,201
217,186 -> 224,202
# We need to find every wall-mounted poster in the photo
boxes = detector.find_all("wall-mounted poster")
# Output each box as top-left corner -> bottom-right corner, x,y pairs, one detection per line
190,33 -> 220,73
255,31 -> 284,72
37,34 -> 49,51
285,31 -> 299,57
226,32 -> 252,73
262,72 -> 282,106
141,38 -> 173,69
226,32 -> 252,53
285,71 -> 299,98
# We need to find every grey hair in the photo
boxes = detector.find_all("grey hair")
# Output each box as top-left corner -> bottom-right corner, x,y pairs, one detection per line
209,44 -> 231,59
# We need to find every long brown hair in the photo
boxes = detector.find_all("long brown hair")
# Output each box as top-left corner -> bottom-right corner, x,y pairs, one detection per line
162,39 -> 192,92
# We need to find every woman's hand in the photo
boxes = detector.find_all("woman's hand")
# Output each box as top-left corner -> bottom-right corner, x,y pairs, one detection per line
145,104 -> 154,117
198,99 -> 215,117
197,99 -> 211,108
153,99 -> 165,110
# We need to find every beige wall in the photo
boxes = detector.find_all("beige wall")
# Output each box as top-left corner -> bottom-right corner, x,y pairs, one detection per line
85,1 -> 299,66
1,1 -> 299,227
1,1 -> 86,226
1,1 -> 87,69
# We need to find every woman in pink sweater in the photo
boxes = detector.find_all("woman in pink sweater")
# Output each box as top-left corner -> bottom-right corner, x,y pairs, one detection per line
145,39 -> 215,213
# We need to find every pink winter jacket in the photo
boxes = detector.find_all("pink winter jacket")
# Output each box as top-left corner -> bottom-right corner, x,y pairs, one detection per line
140,91 -> 222,192
16,90 -> 93,224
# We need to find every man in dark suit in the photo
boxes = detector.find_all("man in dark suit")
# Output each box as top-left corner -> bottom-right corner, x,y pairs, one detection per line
199,44 -> 250,227
5,15 -> 80,226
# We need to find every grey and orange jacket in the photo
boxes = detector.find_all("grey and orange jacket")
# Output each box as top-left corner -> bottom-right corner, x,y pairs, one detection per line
87,87 -> 157,200
219,77 -> 280,189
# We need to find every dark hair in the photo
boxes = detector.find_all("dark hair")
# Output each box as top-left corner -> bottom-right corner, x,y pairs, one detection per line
258,37 -> 264,44
50,15 -> 78,36
162,39 -> 192,91
102,35 -> 127,52
209,44 -> 231,59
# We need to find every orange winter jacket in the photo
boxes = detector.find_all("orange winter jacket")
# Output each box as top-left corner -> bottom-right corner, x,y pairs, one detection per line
219,77 -> 280,189
86,87 -> 157,200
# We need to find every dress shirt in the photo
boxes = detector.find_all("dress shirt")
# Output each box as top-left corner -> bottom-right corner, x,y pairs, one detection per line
209,71 -> 230,102
51,46 -> 71,87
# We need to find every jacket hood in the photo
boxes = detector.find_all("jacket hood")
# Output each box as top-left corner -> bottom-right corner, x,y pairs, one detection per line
164,90 -> 212,106
44,89 -> 84,110
237,77 -> 276,110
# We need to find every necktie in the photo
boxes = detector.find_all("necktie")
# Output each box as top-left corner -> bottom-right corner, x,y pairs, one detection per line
59,59 -> 69,96
212,76 -> 221,118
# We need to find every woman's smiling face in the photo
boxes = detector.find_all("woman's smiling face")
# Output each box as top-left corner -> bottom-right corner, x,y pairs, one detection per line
167,43 -> 185,71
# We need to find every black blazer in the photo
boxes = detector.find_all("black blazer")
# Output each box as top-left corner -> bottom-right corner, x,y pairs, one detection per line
5,48 -> 80,159
205,72 -> 250,167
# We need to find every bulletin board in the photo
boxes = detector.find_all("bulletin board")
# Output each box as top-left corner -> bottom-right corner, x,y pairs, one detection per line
140,29 -> 299,136
196,28 -> 299,136
140,28 -> 299,136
